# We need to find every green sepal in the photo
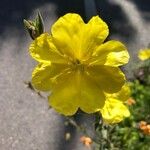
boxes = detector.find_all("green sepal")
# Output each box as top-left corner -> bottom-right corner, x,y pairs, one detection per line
23,11 -> 44,40
35,11 -> 44,36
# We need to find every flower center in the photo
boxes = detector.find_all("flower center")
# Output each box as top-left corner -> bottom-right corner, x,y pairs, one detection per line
71,58 -> 86,72
75,59 -> 81,65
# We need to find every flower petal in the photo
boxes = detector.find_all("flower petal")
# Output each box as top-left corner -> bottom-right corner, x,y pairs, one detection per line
49,71 -> 105,116
100,98 -> 130,124
87,66 -> 126,93
29,33 -> 67,64
81,16 -> 109,59
51,14 -> 108,60
32,63 -> 68,91
79,73 -> 105,113
91,40 -> 129,66
48,72 -> 79,116
51,13 -> 84,58
107,83 -> 131,101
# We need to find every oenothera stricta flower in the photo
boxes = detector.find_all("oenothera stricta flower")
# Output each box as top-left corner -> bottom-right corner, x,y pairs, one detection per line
100,84 -> 130,124
138,49 -> 150,60
29,13 -> 129,116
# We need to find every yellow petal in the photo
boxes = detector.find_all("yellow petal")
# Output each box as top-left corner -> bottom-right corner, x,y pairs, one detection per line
49,71 -> 105,116
48,72 -> 79,116
91,40 -> 129,66
138,49 -> 150,60
108,83 -> 131,101
100,98 -> 130,124
87,66 -> 126,93
51,14 -> 108,60
51,13 -> 84,58
32,63 -> 68,91
79,72 -> 105,113
29,33 -> 67,64
80,16 -> 109,59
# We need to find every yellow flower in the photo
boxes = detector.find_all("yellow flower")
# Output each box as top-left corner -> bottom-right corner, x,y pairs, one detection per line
138,49 -> 150,60
29,13 -> 129,116
100,84 -> 130,124
106,82 -> 131,102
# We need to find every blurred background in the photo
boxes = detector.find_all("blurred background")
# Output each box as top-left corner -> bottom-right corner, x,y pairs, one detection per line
0,0 -> 150,150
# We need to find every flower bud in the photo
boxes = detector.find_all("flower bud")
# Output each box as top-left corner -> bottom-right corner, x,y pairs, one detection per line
24,11 -> 44,40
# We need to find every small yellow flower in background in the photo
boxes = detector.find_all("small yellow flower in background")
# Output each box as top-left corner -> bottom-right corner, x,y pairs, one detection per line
29,13 -> 129,116
138,49 -> 150,60
100,84 -> 130,124
80,136 -> 92,148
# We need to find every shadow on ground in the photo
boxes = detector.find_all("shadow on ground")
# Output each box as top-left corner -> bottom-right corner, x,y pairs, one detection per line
95,0 -> 137,43
133,0 -> 150,21
0,0 -> 138,41
0,0 -> 85,34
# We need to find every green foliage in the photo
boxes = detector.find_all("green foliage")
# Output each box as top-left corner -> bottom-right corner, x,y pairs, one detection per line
93,60 -> 150,150
134,59 -> 150,86
130,80 -> 150,122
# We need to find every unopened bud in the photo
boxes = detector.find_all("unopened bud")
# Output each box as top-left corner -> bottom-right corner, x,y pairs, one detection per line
23,11 -> 44,40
